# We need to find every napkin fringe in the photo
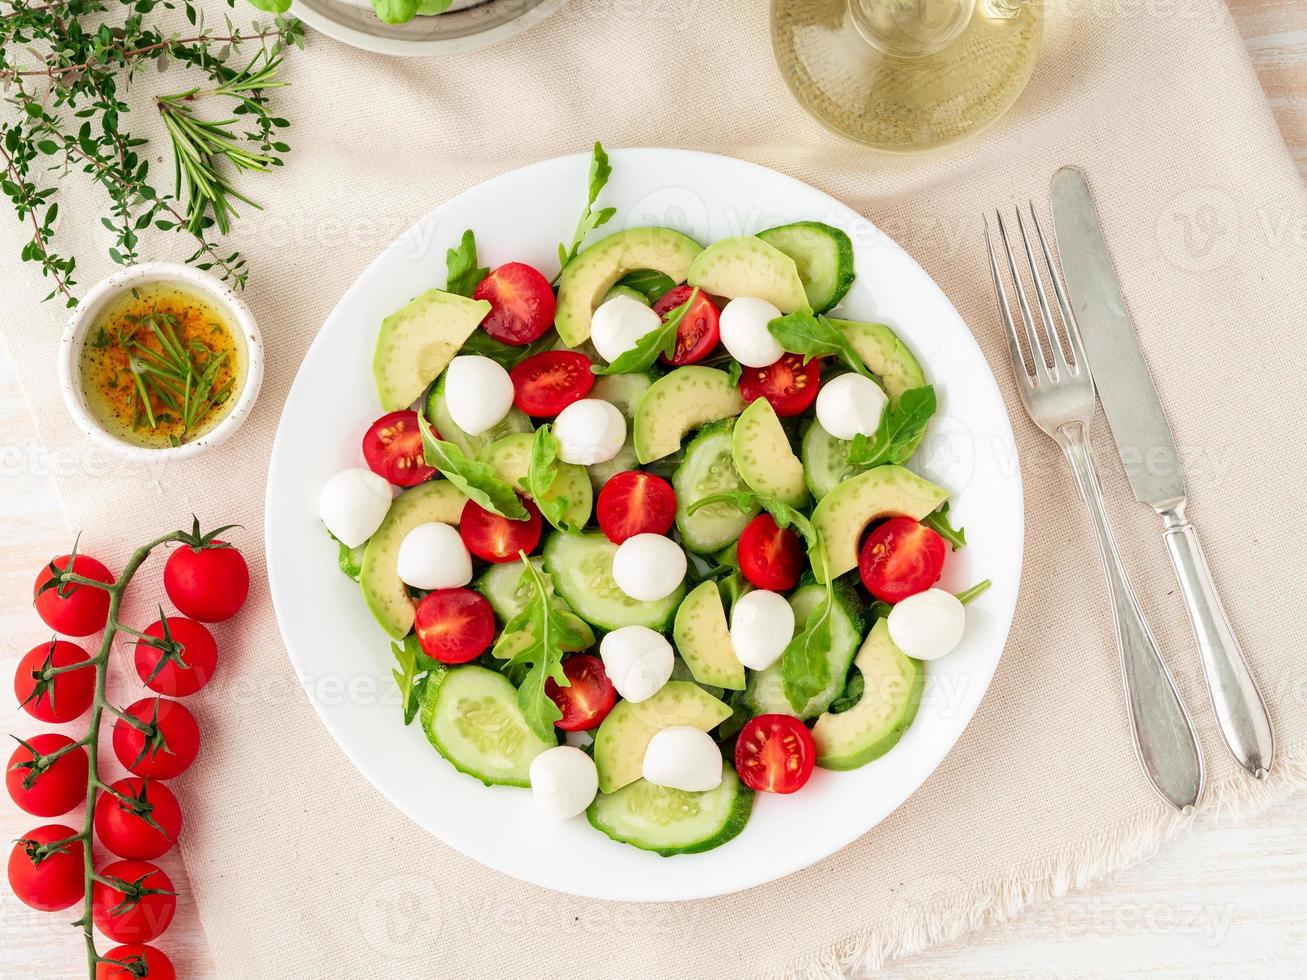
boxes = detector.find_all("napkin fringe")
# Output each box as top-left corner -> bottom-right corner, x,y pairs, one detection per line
771,751 -> 1307,979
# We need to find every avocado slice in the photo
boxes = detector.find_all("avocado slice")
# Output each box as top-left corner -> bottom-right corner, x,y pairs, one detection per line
373,289 -> 490,412
686,236 -> 811,314
812,619 -> 923,770
479,432 -> 593,529
555,228 -> 702,347
593,681 -> 731,794
828,318 -> 927,401
812,465 -> 949,582
633,366 -> 745,464
359,480 -> 469,639
731,397 -> 808,508
672,582 -> 746,691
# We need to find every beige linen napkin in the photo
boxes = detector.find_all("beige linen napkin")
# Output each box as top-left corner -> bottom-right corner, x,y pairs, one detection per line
3,1 -> 1307,976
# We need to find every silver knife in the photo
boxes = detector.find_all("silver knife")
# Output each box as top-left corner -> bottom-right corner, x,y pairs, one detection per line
1051,166 -> 1275,780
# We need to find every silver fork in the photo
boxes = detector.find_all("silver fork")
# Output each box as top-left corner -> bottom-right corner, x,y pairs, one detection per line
985,205 -> 1204,812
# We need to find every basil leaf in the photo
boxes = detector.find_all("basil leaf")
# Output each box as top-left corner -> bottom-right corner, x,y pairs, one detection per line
767,310 -> 876,380
417,413 -> 527,520
923,501 -> 966,551
417,0 -> 454,11
594,288 -> 698,376
445,229 -> 488,298
371,0 -> 423,26
557,142 -> 616,272
847,385 -> 936,468
520,425 -> 576,532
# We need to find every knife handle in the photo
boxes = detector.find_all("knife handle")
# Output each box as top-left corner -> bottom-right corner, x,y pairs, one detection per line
1159,503 -> 1275,779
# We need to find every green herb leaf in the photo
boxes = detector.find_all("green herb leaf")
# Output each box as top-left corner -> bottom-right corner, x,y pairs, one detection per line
457,330 -> 555,370
828,671 -> 863,714
766,311 -> 876,379
371,0 -> 423,24
520,425 -> 576,533
390,636 -> 431,726
726,360 -> 743,387
557,142 -> 616,273
923,501 -> 966,551
847,385 -> 937,468
594,288 -> 698,375
417,414 -> 528,520
445,229 -> 489,298
688,490 -> 817,553
615,269 -> 677,304
955,579 -> 992,605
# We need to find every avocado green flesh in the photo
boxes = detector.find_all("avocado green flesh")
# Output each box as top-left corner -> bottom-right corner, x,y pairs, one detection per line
757,221 -> 855,314
593,681 -> 731,794
633,366 -> 745,464
732,397 -> 808,508
373,289 -> 489,412
480,432 -> 593,528
673,581 -> 745,691
828,319 -> 927,402
587,765 -> 753,856
359,480 -> 469,639
686,236 -> 811,314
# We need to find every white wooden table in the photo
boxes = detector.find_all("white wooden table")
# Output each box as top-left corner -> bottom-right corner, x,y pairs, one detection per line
2,3 -> 1304,976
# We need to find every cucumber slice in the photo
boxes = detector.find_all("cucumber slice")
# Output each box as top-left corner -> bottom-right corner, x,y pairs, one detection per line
732,397 -> 808,508
587,765 -> 753,856
741,580 -> 865,720
673,419 -> 757,554
425,374 -> 533,458
801,420 -> 859,502
587,372 -> 654,489
475,559 -> 596,650
673,581 -> 745,690
480,432 -> 593,529
544,531 -> 684,632
758,221 -> 855,314
419,665 -> 555,787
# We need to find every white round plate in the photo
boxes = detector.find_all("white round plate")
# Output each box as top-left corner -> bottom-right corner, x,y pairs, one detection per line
290,0 -> 564,57
266,149 -> 1023,902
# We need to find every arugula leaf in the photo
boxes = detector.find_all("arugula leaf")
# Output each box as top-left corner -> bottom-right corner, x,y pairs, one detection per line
923,501 -> 966,551
955,579 -> 992,605
390,636 -> 432,726
766,311 -> 876,380
726,360 -> 743,387
688,490 -> 816,551
828,671 -> 863,715
557,142 -> 617,272
417,413 -> 528,520
457,330 -> 555,370
445,229 -> 489,298
846,385 -> 936,468
616,269 -> 676,304
519,425 -> 575,532
594,288 -> 698,376
493,556 -> 590,742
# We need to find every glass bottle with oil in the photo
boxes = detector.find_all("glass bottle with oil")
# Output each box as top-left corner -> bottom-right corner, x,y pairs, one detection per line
771,0 -> 1043,152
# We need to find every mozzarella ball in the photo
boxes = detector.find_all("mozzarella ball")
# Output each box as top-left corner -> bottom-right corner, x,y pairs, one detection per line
591,294 -> 660,363
719,296 -> 785,368
444,355 -> 514,435
563,729 -> 594,750
816,373 -> 889,441
730,590 -> 796,670
642,727 -> 723,792
553,398 -> 626,465
319,467 -> 393,548
888,588 -> 966,660
600,625 -> 674,703
396,522 -> 472,590
612,534 -> 687,602
529,746 -> 598,821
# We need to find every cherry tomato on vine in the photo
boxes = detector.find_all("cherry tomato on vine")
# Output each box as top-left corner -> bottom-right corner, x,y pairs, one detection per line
6,733 -> 88,818
738,353 -> 822,417
509,350 -> 595,417
858,516 -> 945,603
653,285 -> 721,365
596,471 -> 676,544
112,697 -> 200,779
473,262 -> 556,346
33,552 -> 113,636
92,859 -> 176,944
734,714 -> 817,794
163,521 -> 249,623
414,589 -> 496,664
133,616 -> 217,697
8,824 -> 84,911
361,410 -> 437,487
96,945 -> 176,980
737,513 -> 805,592
94,778 -> 183,861
546,654 -> 617,731
459,497 -> 542,563
14,639 -> 95,722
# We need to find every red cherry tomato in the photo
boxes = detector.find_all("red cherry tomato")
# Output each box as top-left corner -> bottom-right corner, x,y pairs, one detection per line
735,714 -> 817,794
362,410 -> 437,487
92,859 -> 176,944
8,824 -> 84,911
414,589 -> 496,664
858,516 -> 946,603
739,353 -> 822,417
33,552 -> 113,636
737,513 -> 804,592
473,262 -> 556,346
509,350 -> 595,417
6,734 -> 88,818
163,535 -> 248,623
97,945 -> 175,980
546,654 -> 617,731
134,616 -> 217,697
653,285 -> 721,365
14,639 -> 95,722
459,497 -> 542,563
112,697 -> 200,780
596,471 -> 677,544
94,778 -> 182,861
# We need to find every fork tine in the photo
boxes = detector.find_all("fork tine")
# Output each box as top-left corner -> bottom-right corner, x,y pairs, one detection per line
984,216 -> 1033,391
994,211 -> 1050,383
1015,206 -> 1071,379
1028,204 -> 1089,375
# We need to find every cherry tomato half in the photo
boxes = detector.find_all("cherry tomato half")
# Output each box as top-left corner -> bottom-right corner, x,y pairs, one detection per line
97,945 -> 176,980
112,698 -> 200,780
739,353 -> 822,417
33,553 -> 113,636
92,859 -> 176,944
6,734 -> 88,818
14,639 -> 95,723
509,350 -> 595,417
134,616 -> 217,697
858,516 -> 945,603
362,410 -> 437,487
95,778 -> 183,861
735,714 -> 817,794
474,262 -> 556,346
459,497 -> 543,563
596,471 -> 677,544
653,285 -> 721,365
414,588 -> 496,664
163,538 -> 249,623
546,654 -> 617,731
737,513 -> 804,592
8,824 -> 84,911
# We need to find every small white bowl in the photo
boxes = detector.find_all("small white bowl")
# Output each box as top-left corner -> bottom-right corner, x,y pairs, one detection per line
58,262 -> 264,461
